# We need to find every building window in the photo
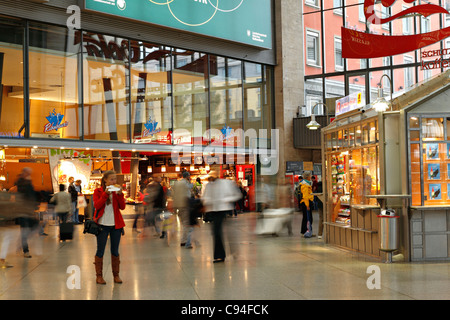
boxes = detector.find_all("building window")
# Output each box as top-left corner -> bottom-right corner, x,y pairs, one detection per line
333,0 -> 343,15
305,0 -> 320,8
402,6 -> 412,35
335,37 -> 344,71
358,0 -> 365,22
421,17 -> 431,33
306,29 -> 320,67
404,55 -> 414,89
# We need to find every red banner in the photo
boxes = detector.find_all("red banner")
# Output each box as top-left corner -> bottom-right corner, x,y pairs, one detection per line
342,26 -> 450,59
342,1 -> 450,59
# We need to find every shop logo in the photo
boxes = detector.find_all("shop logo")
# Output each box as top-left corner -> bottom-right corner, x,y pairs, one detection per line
220,126 -> 234,140
342,1 -> 450,59
44,109 -> 69,133
143,117 -> 162,137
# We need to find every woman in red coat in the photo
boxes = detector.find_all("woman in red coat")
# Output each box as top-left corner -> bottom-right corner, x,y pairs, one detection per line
93,170 -> 126,284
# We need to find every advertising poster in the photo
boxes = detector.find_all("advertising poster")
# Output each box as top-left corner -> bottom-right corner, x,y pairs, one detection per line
426,143 -> 440,160
429,184 -> 441,200
428,163 -> 440,180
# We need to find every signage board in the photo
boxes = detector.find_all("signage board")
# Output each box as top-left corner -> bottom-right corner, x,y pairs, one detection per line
335,92 -> 364,117
83,0 -> 272,49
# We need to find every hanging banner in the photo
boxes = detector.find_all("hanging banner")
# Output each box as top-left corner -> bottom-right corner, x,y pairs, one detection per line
342,1 -> 450,59
342,26 -> 450,59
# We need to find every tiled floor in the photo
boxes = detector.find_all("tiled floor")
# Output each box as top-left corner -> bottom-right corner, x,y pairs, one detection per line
0,212 -> 449,300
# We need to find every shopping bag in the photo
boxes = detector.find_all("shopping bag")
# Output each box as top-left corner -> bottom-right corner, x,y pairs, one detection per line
77,195 -> 87,208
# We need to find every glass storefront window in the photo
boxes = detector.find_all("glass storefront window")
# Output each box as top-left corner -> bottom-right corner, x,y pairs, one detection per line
422,142 -> 449,206
447,118 -> 450,140
210,56 -> 243,147
326,133 -> 332,151
0,19 -> 274,145
348,127 -> 355,147
243,62 -> 272,148
422,117 -> 444,141
369,121 -> 377,143
355,125 -> 361,146
362,122 -> 369,145
337,130 -> 343,148
362,146 -> 378,205
130,41 -> 172,145
81,31 -> 130,142
410,143 -> 421,206
409,116 -> 420,129
409,114 -> 450,207
343,128 -> 349,148
324,121 -> 381,225
349,149 -> 362,205
29,23 -> 80,139
172,50 -> 208,145
410,130 -> 420,142
331,131 -> 337,149
0,17 -> 24,138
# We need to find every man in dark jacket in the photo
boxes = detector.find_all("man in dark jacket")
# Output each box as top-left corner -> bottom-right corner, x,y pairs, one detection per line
68,177 -> 79,223
15,167 -> 39,258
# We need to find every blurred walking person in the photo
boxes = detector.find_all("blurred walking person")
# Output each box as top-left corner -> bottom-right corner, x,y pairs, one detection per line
172,171 -> 193,246
15,168 -> 40,258
274,177 -> 294,236
50,184 -> 73,224
93,170 -> 126,284
202,171 -> 242,263
0,190 -> 19,268
145,176 -> 166,237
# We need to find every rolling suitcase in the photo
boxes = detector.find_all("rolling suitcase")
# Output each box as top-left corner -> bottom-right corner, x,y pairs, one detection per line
60,222 -> 74,241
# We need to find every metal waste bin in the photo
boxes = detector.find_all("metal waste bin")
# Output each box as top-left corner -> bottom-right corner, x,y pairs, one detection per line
378,209 -> 399,263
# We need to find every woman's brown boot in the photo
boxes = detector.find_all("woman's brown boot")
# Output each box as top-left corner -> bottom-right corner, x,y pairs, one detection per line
111,255 -> 122,284
94,256 -> 106,285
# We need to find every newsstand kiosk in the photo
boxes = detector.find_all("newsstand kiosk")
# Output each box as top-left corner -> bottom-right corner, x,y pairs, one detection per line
322,70 -> 450,262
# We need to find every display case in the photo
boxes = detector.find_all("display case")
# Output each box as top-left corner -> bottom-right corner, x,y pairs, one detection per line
326,119 -> 380,226
408,116 -> 450,206
323,111 -> 382,257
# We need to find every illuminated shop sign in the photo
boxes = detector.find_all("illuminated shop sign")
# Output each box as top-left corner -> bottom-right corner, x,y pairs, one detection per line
83,0 -> 272,49
335,92 -> 364,117
342,0 -> 450,59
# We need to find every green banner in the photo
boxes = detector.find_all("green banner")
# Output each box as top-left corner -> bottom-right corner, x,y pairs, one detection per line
83,0 -> 272,49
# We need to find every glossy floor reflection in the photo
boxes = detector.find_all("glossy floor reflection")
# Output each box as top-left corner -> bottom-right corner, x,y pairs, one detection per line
0,212 -> 448,300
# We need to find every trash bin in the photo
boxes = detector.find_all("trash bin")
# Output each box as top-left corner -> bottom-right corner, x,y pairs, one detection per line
378,209 -> 399,263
